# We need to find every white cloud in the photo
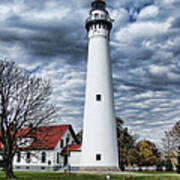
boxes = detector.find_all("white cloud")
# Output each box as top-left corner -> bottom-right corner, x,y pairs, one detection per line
115,20 -> 171,43
160,0 -> 176,5
149,65 -> 169,77
138,5 -> 159,20
110,8 -> 129,26
130,67 -> 146,76
135,91 -> 154,99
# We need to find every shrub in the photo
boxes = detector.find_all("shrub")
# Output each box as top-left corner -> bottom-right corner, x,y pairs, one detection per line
156,160 -> 163,171
165,159 -> 173,171
176,154 -> 180,173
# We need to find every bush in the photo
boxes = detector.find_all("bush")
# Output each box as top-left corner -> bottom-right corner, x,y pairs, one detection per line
176,155 -> 180,173
119,161 -> 125,171
156,160 -> 163,171
165,159 -> 173,171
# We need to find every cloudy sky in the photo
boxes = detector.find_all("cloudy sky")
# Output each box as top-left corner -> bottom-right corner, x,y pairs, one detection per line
0,0 -> 180,145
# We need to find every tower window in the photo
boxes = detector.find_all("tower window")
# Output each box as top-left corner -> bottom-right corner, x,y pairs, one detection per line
96,94 -> 101,101
96,154 -> 101,161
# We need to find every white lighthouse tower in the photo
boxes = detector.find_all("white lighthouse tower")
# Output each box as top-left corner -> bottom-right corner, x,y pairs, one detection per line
81,0 -> 118,170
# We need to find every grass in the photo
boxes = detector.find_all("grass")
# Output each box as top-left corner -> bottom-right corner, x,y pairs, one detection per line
0,171 -> 179,180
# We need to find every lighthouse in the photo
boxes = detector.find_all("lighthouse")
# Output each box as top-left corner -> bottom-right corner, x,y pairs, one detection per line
80,0 -> 118,170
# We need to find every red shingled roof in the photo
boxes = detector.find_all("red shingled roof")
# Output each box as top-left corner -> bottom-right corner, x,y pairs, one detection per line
63,144 -> 81,151
0,124 -> 80,150
19,124 -> 70,150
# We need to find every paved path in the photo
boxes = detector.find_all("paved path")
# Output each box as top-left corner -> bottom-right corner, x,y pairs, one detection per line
67,170 -> 180,177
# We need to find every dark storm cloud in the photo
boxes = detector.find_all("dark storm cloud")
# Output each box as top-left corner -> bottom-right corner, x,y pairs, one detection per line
0,14 -> 87,62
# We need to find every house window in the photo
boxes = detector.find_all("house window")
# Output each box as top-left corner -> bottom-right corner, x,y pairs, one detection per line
96,154 -> 101,161
66,134 -> 70,145
17,152 -> 21,163
66,137 -> 69,145
60,139 -> 64,148
42,152 -> 46,163
57,152 -> 60,164
26,152 -> 31,163
96,94 -> 101,101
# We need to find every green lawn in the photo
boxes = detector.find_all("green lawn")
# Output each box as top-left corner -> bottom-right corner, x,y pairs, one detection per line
0,171 -> 179,180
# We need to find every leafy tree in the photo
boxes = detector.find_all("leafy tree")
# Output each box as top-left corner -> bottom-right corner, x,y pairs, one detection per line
176,148 -> 180,173
136,140 -> 160,168
116,117 -> 137,170
76,130 -> 83,143
0,60 -> 56,179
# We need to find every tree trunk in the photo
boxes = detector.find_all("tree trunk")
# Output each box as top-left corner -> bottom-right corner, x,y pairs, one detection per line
4,158 -> 15,179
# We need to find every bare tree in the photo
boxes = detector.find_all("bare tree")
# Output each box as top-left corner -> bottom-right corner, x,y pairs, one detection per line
162,131 -> 177,160
0,60 -> 56,179
171,122 -> 180,150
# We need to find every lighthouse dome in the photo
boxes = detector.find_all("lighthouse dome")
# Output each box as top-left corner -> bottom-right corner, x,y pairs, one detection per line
91,0 -> 106,11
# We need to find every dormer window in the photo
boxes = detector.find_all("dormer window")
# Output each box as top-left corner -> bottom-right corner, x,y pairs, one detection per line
17,138 -> 34,147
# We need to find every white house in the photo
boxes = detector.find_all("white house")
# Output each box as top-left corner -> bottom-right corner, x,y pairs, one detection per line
11,124 -> 81,171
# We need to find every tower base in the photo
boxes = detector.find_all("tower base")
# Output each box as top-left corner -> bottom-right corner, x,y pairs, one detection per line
80,166 -> 120,171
